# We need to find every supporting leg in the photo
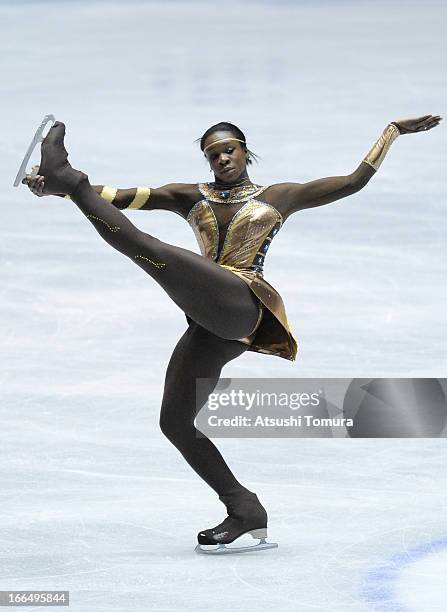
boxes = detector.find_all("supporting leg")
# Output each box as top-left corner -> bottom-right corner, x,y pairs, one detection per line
160,323 -> 277,553
159,322 -> 251,496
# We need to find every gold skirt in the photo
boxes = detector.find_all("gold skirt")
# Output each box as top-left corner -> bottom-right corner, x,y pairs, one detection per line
184,265 -> 298,362
221,265 -> 298,361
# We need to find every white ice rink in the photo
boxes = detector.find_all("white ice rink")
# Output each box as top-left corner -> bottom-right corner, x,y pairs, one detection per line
1,1 -> 447,610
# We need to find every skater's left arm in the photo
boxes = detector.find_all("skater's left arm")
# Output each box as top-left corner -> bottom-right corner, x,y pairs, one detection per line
271,115 -> 441,220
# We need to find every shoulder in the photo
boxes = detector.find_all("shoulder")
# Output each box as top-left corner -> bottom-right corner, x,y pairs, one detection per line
151,183 -> 202,218
262,182 -> 304,221
158,182 -> 201,201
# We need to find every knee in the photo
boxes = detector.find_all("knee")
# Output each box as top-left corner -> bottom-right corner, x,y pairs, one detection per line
159,409 -> 187,445
159,412 -> 173,441
122,230 -> 153,259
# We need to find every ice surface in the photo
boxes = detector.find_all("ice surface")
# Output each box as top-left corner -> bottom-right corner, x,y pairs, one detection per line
1,1 -> 446,610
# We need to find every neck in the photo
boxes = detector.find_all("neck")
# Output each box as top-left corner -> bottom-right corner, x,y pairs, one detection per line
212,172 -> 251,188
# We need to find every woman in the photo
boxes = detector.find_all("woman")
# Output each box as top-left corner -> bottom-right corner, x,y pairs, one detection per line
23,114 -> 441,552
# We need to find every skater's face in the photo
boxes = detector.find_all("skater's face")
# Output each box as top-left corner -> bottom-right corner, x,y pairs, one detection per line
203,131 -> 248,184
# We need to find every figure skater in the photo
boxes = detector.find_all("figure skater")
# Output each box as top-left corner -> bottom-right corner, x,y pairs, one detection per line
23,114 -> 441,552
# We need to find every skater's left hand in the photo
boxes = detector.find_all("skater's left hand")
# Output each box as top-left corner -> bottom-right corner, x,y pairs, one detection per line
391,114 -> 442,134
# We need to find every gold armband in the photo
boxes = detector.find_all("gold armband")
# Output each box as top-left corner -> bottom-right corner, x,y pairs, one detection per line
63,185 -> 151,209
127,186 -> 151,210
64,185 -> 118,202
100,185 -> 118,203
363,123 -> 400,171
64,185 -> 118,204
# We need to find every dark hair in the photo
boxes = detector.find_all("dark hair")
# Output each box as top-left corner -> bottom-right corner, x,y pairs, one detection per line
195,121 -> 260,165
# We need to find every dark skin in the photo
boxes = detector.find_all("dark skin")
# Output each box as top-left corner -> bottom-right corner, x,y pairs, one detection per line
25,114 -> 442,224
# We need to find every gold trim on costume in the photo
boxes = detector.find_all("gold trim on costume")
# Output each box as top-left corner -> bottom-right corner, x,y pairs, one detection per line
186,200 -> 220,260
198,182 -> 269,204
363,123 -> 400,171
219,264 -> 298,360
217,199 -> 282,269
127,187 -> 151,209
100,185 -> 118,203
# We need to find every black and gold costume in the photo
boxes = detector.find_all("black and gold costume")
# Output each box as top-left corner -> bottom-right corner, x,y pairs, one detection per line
186,182 -> 298,361
32,118 -> 422,545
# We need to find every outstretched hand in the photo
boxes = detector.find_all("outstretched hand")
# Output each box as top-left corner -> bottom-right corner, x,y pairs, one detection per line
22,165 -> 66,197
22,165 -> 46,196
392,114 -> 442,134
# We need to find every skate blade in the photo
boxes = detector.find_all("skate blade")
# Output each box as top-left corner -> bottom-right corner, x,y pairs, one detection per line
195,539 -> 278,555
13,114 -> 56,187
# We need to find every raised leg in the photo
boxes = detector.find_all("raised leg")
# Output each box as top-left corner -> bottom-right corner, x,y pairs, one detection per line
38,122 -> 260,340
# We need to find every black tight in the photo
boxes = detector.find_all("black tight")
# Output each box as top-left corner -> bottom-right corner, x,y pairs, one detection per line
70,179 -> 256,496
159,322 -> 250,495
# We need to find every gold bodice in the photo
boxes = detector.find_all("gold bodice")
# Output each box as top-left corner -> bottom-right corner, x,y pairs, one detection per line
186,182 -> 282,274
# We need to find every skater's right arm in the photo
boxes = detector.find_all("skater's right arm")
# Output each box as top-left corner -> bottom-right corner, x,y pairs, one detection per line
90,183 -> 200,219
23,170 -> 200,220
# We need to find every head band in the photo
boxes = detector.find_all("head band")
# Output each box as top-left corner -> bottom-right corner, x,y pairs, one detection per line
203,137 -> 246,153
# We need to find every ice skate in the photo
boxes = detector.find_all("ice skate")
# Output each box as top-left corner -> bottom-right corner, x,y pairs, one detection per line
195,491 -> 278,555
14,116 -> 86,195
14,114 -> 55,187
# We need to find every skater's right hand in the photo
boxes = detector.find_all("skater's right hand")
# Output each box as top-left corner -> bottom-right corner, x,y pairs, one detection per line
22,165 -> 46,196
